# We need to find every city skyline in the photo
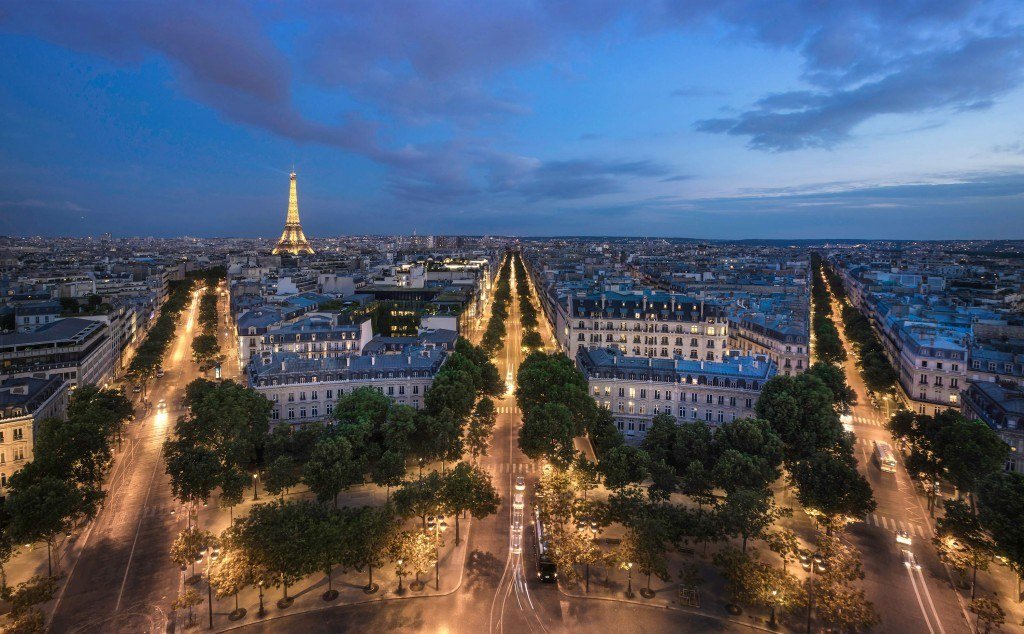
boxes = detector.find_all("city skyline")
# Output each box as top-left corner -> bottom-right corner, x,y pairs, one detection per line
3,1 -> 1024,239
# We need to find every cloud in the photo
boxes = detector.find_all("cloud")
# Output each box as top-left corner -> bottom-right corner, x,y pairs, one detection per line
696,33 -> 1024,150
0,199 -> 89,212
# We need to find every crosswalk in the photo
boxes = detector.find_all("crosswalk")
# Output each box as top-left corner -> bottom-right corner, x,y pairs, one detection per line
485,462 -> 538,475
850,415 -> 887,428
497,406 -> 521,415
860,513 -> 929,538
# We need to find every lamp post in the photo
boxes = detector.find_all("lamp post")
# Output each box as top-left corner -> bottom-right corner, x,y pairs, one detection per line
252,472 -> 259,501
624,562 -> 634,599
426,515 -> 447,590
396,559 -> 406,595
769,588 -> 778,629
577,518 -> 598,593
799,550 -> 825,634
257,580 -> 265,617
207,547 -> 219,629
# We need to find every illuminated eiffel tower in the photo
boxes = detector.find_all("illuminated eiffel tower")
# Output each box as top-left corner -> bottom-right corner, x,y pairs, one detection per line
272,171 -> 314,255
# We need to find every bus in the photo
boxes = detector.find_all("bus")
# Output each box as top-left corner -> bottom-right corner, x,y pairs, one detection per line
533,507 -> 557,583
874,440 -> 897,473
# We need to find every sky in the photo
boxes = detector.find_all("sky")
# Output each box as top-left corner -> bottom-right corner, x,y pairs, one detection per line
2,1 -> 1024,240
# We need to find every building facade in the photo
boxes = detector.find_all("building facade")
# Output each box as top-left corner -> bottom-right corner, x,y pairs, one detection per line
0,317 -> 115,387
248,346 -> 446,426
961,380 -> 1023,473
576,347 -> 776,444
0,376 -> 69,497
566,292 -> 729,364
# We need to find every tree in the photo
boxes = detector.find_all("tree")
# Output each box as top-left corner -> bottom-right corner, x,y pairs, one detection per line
208,547 -> 253,619
522,330 -> 543,349
519,402 -> 577,466
933,413 -> 1009,503
304,434 -> 362,507
713,547 -> 804,615
547,524 -> 600,585
171,526 -> 215,582
227,500 -> 324,606
372,450 -> 407,500
394,471 -> 448,527
442,462 -> 500,545
712,418 -> 784,492
969,597 -> 1006,633
977,471 -> 1024,601
465,397 -> 497,461
0,506 -> 17,592
805,363 -> 855,410
934,499 -> 995,599
719,487 -> 787,552
173,587 -> 204,628
344,505 -> 400,593
263,454 -> 301,500
763,528 -> 801,572
391,530 -> 437,590
163,439 -> 220,512
454,338 -> 503,397
755,373 -> 843,462
615,513 -> 673,596
789,450 -> 876,532
600,445 -> 651,490
1,575 -> 57,629
812,533 -> 880,631
5,471 -> 99,576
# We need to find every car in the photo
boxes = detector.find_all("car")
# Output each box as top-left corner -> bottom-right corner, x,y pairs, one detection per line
132,385 -> 142,394
895,530 -> 912,546
515,476 -> 526,492
901,548 -> 920,570
156,368 -> 165,378
157,399 -> 166,410
513,493 -> 524,510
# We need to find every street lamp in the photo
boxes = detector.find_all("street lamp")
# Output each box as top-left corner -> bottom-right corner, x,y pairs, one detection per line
252,472 -> 259,501
769,588 -> 778,629
577,518 -> 598,593
799,550 -> 826,634
624,561 -> 634,599
396,558 -> 406,595
207,546 -> 219,629
425,515 -> 447,590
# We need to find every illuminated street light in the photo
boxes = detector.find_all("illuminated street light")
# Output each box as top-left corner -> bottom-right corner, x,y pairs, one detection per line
624,561 -> 634,599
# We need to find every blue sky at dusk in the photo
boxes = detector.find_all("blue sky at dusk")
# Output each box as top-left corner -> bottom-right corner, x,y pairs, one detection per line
2,1 -> 1024,239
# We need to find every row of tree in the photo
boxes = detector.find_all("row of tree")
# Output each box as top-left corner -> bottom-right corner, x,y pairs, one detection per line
515,351 -> 623,465
888,409 -> 1023,600
810,253 -> 846,366
481,255 -> 512,354
0,386 -> 134,629
512,252 -> 543,350
126,266 -> 226,389
818,256 -> 899,395
191,274 -> 225,372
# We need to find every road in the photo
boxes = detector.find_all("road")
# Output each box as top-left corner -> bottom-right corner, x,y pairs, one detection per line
820,275 -> 971,634
48,287 -> 206,633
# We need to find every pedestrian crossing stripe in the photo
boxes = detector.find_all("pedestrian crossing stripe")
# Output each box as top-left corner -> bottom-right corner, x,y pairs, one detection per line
851,416 -> 886,427
497,406 -> 522,414
861,513 -> 927,537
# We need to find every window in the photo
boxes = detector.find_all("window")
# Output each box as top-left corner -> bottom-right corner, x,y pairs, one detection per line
326,403 -> 333,414
288,408 -> 295,419
639,389 -> 646,399
0,431 -> 4,443
745,398 -> 753,408
950,378 -> 958,388
12,428 -> 23,441
299,407 -> 307,418
311,406 -> 318,417
288,392 -> 295,402
271,409 -> 280,420
619,388 -> 625,397
706,394 -> 713,404
705,409 -> 713,421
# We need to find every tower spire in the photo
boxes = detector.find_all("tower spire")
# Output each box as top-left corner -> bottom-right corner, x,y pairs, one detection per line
273,171 -> 314,255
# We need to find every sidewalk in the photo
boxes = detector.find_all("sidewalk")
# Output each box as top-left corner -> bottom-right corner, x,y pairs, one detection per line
557,555 -> 783,633
174,515 -> 472,632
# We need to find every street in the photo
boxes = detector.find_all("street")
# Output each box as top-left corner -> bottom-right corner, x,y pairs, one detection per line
821,278 -> 971,634
47,288 -> 207,633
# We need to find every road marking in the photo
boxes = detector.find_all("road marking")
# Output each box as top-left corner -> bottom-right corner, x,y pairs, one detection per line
916,562 -> 947,634
906,563 -> 936,634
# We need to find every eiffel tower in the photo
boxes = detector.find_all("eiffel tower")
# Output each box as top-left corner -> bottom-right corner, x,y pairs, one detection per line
272,171 -> 314,255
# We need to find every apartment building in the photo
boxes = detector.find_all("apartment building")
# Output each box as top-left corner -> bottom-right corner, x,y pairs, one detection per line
248,346 -> 446,426
0,375 -> 68,497
0,317 -> 115,386
576,347 -> 775,444
565,292 -> 729,364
